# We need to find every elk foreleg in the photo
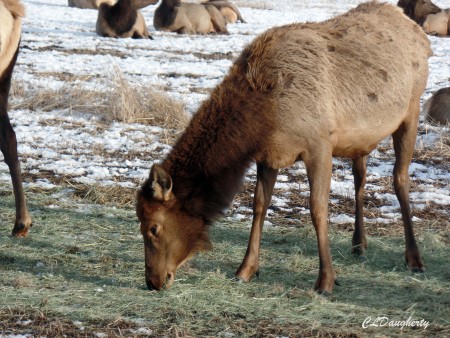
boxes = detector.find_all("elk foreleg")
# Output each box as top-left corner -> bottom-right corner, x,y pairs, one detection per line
352,156 -> 368,256
305,149 -> 336,294
235,164 -> 278,282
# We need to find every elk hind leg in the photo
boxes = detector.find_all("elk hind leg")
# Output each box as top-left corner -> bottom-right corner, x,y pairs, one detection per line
392,104 -> 424,272
0,114 -> 32,237
352,156 -> 368,257
205,5 -> 228,34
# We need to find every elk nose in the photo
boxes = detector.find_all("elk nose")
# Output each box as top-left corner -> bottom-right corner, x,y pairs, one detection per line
146,280 -> 156,291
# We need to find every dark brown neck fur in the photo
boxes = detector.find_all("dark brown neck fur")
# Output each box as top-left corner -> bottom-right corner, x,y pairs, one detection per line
155,0 -> 180,28
162,55 -> 275,223
100,0 -> 137,35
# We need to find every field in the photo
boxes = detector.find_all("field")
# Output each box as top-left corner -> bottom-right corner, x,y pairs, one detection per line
1,0 -> 449,337
1,187 -> 449,337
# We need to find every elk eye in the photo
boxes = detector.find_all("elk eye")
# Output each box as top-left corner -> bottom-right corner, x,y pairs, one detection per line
150,225 -> 158,236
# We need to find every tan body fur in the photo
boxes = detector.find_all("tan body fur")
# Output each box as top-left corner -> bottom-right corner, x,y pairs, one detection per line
96,0 -> 157,39
423,87 -> 450,125
68,0 -> 115,9
154,0 -> 228,34
0,0 -> 32,236
137,1 -> 431,294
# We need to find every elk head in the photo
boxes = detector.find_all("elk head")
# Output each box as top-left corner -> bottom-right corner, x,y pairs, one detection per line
136,164 -> 211,291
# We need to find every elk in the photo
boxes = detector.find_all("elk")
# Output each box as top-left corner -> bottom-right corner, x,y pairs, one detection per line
137,1 -> 431,294
153,0 -> 228,34
96,0 -> 158,38
423,87 -> 450,125
0,0 -> 32,236
201,0 -> 245,23
68,0 -> 115,9
397,0 -> 449,35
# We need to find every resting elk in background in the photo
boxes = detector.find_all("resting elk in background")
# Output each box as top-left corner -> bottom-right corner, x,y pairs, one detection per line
96,0 -> 158,38
201,0 -> 245,23
68,0 -> 115,9
153,0 -> 228,34
422,87 -> 450,125
397,0 -> 449,35
0,0 -> 31,236
137,1 -> 431,294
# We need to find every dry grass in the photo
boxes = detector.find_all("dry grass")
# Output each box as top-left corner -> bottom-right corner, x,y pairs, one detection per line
69,182 -> 137,208
106,67 -> 189,142
415,124 -> 450,167
10,68 -> 190,143
0,186 -> 448,337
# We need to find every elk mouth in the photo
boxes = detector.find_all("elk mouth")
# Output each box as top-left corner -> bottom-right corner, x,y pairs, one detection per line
146,272 -> 175,291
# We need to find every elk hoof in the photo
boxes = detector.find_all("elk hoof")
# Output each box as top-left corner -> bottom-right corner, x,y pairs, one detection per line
230,276 -> 246,283
12,222 -> 31,237
317,290 -> 332,297
412,267 -> 425,273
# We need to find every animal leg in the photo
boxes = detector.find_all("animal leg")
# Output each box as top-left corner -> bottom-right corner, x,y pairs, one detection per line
0,114 -> 32,237
304,150 -> 336,294
351,156 -> 368,256
205,5 -> 228,34
392,108 -> 424,272
235,164 -> 278,282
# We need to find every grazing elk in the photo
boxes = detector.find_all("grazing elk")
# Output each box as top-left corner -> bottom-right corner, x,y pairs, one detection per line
423,87 -> 450,125
96,0 -> 158,38
201,0 -> 245,23
153,0 -> 228,34
137,1 -> 431,294
398,0 -> 449,36
0,0 -> 32,236
68,0 -> 115,9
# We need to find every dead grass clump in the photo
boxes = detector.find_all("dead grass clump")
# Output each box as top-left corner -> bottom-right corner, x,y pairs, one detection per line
11,77 -> 102,114
415,125 -> 450,166
106,68 -> 190,137
69,182 -> 136,208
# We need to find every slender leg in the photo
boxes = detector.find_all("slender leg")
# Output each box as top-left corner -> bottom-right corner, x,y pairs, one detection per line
304,148 -> 336,294
392,103 -> 424,272
235,163 -> 278,282
0,46 -> 32,237
352,156 -> 368,255
0,115 -> 32,237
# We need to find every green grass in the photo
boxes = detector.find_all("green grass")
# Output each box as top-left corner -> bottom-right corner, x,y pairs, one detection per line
0,186 -> 449,337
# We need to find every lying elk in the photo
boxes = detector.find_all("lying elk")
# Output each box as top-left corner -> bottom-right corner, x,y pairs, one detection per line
154,0 -> 228,34
201,0 -> 245,23
423,87 -> 450,125
0,0 -> 32,236
397,0 -> 450,36
96,0 -> 158,38
137,1 -> 431,294
68,0 -> 115,9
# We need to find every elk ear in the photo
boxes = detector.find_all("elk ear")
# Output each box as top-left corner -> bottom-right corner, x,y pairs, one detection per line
148,164 -> 173,201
